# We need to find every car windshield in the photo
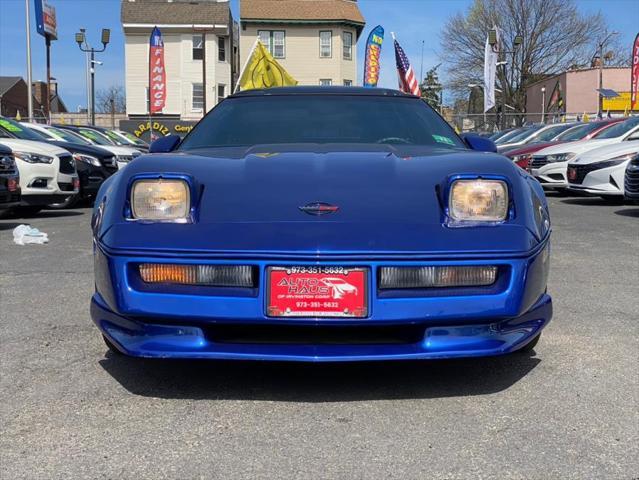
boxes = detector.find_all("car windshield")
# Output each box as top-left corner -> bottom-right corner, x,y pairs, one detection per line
0,118 -> 49,141
494,128 -> 525,144
501,127 -> 540,144
77,128 -> 115,145
490,129 -> 513,141
101,129 -> 128,145
555,123 -> 602,141
48,126 -> 92,145
118,130 -> 148,146
593,118 -> 639,139
535,124 -> 574,142
179,94 -> 466,149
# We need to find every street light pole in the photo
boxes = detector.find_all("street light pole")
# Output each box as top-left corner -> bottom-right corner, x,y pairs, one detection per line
75,28 -> 110,126
596,31 -> 618,117
541,86 -> 546,123
90,50 -> 96,125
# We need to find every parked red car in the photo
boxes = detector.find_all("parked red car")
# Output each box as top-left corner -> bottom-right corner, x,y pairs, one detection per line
507,118 -> 626,169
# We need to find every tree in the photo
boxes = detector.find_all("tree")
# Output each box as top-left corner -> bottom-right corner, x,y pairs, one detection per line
440,0 -> 627,117
420,66 -> 443,110
95,85 -> 126,114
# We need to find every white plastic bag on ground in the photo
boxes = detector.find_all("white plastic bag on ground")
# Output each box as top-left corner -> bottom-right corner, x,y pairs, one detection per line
13,224 -> 49,245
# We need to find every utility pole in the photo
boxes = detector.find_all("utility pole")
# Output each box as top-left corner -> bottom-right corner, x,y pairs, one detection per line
25,0 -> 33,121
596,31 -> 618,117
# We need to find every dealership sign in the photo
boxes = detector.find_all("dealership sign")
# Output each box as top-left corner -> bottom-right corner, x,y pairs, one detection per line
363,25 -> 384,88
119,120 -> 197,143
34,0 -> 57,40
149,27 -> 166,114
631,33 -> 639,111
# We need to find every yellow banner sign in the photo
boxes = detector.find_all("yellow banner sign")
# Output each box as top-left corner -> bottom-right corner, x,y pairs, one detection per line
602,92 -> 639,111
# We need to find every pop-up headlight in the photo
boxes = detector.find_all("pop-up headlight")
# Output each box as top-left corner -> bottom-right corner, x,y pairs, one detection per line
131,178 -> 190,221
449,179 -> 508,222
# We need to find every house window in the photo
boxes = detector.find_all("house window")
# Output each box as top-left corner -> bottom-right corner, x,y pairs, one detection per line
218,36 -> 226,62
192,34 -> 203,60
319,79 -> 332,86
343,79 -> 353,87
192,83 -> 204,110
258,30 -> 285,58
319,31 -> 332,58
343,31 -> 353,60
217,84 -> 226,103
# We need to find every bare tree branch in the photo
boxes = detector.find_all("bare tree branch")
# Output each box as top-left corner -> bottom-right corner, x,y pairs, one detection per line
95,86 -> 126,114
440,0 -> 623,116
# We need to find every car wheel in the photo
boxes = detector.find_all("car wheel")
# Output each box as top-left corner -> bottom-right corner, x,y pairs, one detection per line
517,333 -> 541,353
48,194 -> 80,210
599,195 -> 625,205
15,206 -> 43,217
102,335 -> 123,355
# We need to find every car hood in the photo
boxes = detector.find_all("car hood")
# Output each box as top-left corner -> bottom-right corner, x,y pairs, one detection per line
98,145 -> 141,156
48,141 -> 114,159
99,145 -> 543,256
505,141 -> 566,157
570,140 -> 639,165
535,138 -> 618,156
0,138 -> 70,157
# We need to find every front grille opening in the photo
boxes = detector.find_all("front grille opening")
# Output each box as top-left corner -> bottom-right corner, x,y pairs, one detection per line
58,154 -> 76,174
28,178 -> 48,188
207,324 -> 425,345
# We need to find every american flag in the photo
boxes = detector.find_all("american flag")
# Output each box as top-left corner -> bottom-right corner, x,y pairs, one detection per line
394,39 -> 420,96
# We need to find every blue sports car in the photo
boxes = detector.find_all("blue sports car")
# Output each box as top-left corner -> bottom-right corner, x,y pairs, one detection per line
91,87 -> 552,362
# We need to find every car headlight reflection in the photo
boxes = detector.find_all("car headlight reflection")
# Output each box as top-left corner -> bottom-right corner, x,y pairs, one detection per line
449,179 -> 508,222
73,153 -> 101,167
547,152 -> 576,163
14,151 -> 54,164
131,178 -> 190,221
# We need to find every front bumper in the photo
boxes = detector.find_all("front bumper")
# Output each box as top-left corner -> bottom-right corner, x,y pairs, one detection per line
77,162 -> 116,198
91,241 -> 552,361
531,162 -> 568,189
567,162 -> 628,196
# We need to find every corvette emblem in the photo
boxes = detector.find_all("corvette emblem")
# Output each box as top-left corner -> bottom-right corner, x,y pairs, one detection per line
299,202 -> 339,216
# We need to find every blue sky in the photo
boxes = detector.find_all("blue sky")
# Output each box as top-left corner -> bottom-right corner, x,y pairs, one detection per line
1,0 -> 637,111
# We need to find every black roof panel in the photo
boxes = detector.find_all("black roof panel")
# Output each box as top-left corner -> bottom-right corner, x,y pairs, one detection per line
231,86 -> 416,98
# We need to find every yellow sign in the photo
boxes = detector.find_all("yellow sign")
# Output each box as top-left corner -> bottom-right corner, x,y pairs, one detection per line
602,92 -> 638,111
239,41 -> 297,91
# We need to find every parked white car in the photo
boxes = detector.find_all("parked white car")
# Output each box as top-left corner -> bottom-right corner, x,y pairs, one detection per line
530,117 -> 639,189
0,136 -> 79,215
566,141 -> 639,200
24,123 -> 141,170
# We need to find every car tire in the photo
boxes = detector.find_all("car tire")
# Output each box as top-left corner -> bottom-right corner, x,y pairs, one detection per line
599,195 -> 625,205
48,194 -> 80,210
102,335 -> 124,355
15,206 -> 43,217
517,333 -> 541,353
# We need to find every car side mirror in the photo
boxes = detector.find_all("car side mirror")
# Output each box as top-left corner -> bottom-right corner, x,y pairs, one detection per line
149,134 -> 181,153
461,133 -> 497,153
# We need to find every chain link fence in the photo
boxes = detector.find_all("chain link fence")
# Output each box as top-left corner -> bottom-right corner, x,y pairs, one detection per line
449,111 -> 628,133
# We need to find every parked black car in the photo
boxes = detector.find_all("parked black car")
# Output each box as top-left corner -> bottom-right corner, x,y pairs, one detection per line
0,144 -> 21,211
0,120 -> 119,208
624,154 -> 639,203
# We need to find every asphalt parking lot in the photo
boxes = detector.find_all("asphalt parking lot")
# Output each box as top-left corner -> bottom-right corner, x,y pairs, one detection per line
0,194 -> 637,480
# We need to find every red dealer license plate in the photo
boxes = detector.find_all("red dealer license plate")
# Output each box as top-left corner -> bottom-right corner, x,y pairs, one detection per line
267,267 -> 368,318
